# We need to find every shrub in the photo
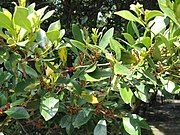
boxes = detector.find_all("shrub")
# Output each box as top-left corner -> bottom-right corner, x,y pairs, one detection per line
0,0 -> 179,134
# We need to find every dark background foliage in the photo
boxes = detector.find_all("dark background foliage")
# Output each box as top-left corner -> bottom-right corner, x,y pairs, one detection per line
0,0 -> 159,33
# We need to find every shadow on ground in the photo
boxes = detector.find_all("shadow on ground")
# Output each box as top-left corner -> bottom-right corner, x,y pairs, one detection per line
143,100 -> 180,135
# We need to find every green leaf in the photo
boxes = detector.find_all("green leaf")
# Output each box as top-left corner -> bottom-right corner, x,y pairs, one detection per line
41,10 -> 55,22
36,6 -> 48,19
19,64 -> 38,78
114,62 -> 131,76
110,38 -> 122,61
5,107 -> 30,119
159,34 -> 173,54
13,6 -> 31,32
0,92 -> 7,106
40,96 -> 59,121
94,120 -> 107,135
152,42 -> 162,61
48,20 -> 61,31
141,37 -> 152,48
164,80 -> 176,93
127,21 -> 139,37
149,16 -> 169,36
72,24 -> 84,43
82,68 -> 112,82
36,29 -> 48,48
99,28 -> 114,50
70,40 -> 90,57
114,10 -> 144,26
0,71 -> 12,84
15,78 -> 39,93
120,86 -> 134,104
46,30 -> 60,43
158,0 -> 180,26
145,10 -> 163,22
73,108 -> 92,128
123,116 -> 140,135
85,62 -> 97,73
134,83 -> 149,103
60,115 -> 72,128
122,33 -> 135,45
142,69 -> 157,85
0,12 -> 13,32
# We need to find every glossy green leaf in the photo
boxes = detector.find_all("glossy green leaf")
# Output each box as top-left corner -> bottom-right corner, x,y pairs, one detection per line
82,68 -> 112,82
141,37 -> 152,48
122,33 -> 135,45
72,24 -> 84,43
0,71 -> 12,84
85,62 -> 97,73
115,10 -> 144,26
120,86 -> 134,104
41,10 -> 55,22
123,116 -> 140,135
0,92 -> 7,106
70,40 -> 90,57
164,80 -> 176,93
114,62 -> 131,76
158,0 -> 180,26
99,28 -> 114,50
149,16 -> 169,36
40,96 -> 59,121
134,83 -> 149,103
5,107 -> 30,119
94,120 -> 107,135
145,10 -> 163,22
13,6 -> 31,32
48,20 -> 61,31
73,108 -> 92,128
0,12 -> 13,32
46,30 -> 60,43
110,38 -> 122,61
127,21 -> 139,37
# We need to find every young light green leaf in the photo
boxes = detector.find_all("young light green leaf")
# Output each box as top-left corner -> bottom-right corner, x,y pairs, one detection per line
158,0 -> 180,26
99,28 -> 114,50
48,20 -> 61,31
120,86 -> 134,104
145,10 -> 163,22
40,96 -> 59,121
115,10 -> 144,26
0,12 -> 13,32
122,33 -> 135,45
94,120 -> 107,135
13,6 -> 31,32
114,62 -> 131,76
41,10 -> 55,22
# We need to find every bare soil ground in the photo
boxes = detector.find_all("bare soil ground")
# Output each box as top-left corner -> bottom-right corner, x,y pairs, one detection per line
144,100 -> 180,135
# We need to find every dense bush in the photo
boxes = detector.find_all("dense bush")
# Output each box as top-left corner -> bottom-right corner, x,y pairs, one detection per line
0,0 -> 179,134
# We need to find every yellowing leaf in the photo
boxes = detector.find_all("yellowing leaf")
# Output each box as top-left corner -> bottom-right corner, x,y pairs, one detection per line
45,66 -> 54,76
81,91 -> 99,104
18,0 -> 26,7
58,47 -> 67,64
89,95 -> 99,104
